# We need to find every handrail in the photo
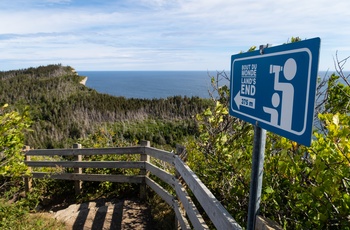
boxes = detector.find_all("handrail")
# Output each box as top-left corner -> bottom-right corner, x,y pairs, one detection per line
174,155 -> 242,230
25,146 -> 144,156
24,142 -> 242,230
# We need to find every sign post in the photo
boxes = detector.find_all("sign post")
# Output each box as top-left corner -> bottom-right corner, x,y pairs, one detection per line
247,123 -> 266,230
229,38 -> 321,229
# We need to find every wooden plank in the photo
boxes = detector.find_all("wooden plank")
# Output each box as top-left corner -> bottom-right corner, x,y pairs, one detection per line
139,152 -> 150,200
173,200 -> 191,230
25,161 -> 145,169
145,177 -> 174,207
26,146 -> 144,156
31,172 -> 143,183
145,163 -> 175,189
144,147 -> 174,164
73,144 -> 82,194
174,156 -> 242,230
174,180 -> 209,230
255,215 -> 283,230
24,154 -> 32,193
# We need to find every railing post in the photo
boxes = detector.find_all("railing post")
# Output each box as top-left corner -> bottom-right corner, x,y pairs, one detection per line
24,146 -> 32,194
73,143 -> 82,195
139,140 -> 150,200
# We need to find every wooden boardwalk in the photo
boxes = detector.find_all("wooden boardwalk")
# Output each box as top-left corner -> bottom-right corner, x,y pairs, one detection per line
54,198 -> 151,230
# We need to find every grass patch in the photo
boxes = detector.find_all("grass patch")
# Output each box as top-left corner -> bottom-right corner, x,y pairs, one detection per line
0,199 -> 66,230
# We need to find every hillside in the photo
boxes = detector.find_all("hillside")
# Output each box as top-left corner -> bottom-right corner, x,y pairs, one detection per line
0,64 -> 213,148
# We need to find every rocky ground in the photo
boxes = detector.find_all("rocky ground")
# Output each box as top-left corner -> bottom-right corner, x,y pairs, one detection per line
45,198 -> 153,230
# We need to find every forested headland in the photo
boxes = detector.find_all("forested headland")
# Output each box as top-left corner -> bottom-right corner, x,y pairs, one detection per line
0,64 -> 213,149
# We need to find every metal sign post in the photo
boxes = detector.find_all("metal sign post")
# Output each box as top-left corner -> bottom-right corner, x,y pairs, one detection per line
247,123 -> 266,230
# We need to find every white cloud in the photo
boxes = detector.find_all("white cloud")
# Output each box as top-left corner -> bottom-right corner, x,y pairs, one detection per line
0,0 -> 349,70
46,0 -> 71,3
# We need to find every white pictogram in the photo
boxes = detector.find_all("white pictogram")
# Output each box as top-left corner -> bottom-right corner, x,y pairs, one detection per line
263,58 -> 297,130
263,92 -> 280,126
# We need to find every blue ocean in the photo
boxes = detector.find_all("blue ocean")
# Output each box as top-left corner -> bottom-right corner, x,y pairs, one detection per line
78,71 -> 336,99
79,71 -> 226,99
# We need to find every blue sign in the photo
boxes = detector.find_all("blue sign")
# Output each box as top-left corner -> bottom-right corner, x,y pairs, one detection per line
230,38 -> 320,146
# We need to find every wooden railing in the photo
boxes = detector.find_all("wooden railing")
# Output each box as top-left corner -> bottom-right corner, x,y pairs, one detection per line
24,141 -> 281,230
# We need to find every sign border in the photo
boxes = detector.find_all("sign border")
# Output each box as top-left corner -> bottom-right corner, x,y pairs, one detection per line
230,48 -> 312,136
229,37 -> 321,146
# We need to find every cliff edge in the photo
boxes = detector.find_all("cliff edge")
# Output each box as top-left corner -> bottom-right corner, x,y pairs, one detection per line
80,77 -> 88,85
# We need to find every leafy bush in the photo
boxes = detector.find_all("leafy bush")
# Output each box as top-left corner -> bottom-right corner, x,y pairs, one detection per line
0,104 -> 31,178
261,112 -> 350,229
0,104 -> 32,200
0,105 -> 67,229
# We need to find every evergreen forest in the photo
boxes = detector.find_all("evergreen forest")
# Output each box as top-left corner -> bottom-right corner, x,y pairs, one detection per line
0,64 -> 213,149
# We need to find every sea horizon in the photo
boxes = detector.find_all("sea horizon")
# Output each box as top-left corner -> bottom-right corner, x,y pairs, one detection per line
79,70 -> 227,99
78,70 -> 344,99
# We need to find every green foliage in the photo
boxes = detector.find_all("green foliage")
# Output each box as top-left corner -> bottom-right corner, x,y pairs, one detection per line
325,73 -> 350,113
187,99 -> 253,223
74,129 -> 138,199
78,118 -> 199,150
261,113 -> 350,229
0,105 -> 65,230
290,36 -> 302,43
0,104 -> 31,179
186,71 -> 254,224
0,199 -> 66,230
0,200 -> 29,229
305,113 -> 349,228
76,119 -> 191,199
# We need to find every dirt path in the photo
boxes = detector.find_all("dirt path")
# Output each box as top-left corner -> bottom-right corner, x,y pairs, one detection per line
52,198 -> 153,230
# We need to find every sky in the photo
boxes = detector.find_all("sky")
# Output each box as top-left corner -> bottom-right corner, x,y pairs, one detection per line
0,0 -> 349,71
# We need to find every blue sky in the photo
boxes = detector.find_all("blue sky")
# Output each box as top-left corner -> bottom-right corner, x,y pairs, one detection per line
0,0 -> 349,71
